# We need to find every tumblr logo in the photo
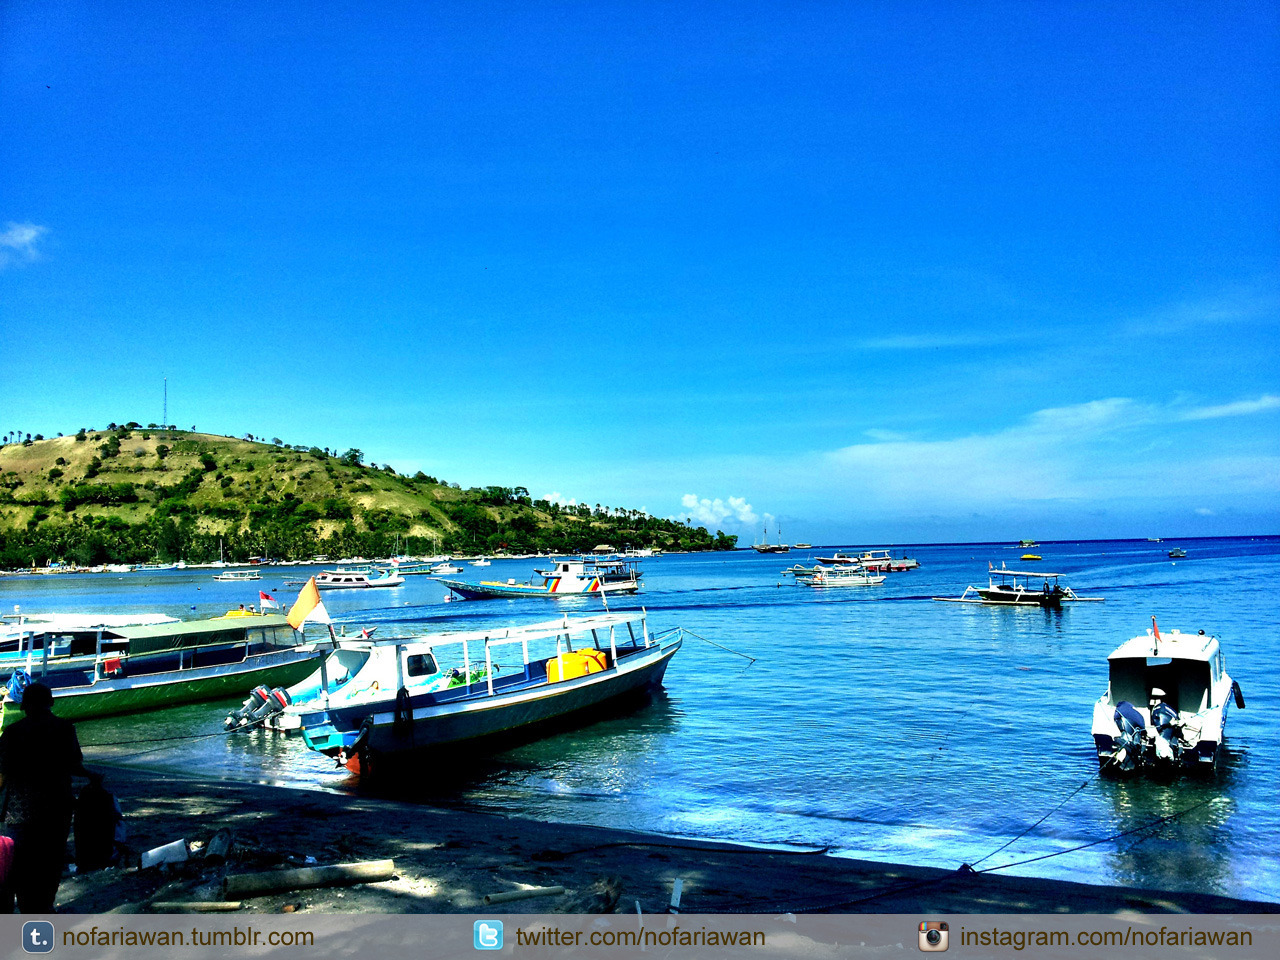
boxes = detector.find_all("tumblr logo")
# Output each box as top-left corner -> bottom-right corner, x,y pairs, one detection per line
22,921 -> 56,954
473,920 -> 503,950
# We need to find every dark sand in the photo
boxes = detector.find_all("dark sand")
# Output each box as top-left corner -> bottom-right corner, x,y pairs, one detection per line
52,767 -> 1278,915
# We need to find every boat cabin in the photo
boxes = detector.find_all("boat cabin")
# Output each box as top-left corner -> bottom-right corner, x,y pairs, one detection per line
1104,629 -> 1222,718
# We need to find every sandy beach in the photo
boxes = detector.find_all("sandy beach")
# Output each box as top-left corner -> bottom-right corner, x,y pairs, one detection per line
50,766 -> 1279,915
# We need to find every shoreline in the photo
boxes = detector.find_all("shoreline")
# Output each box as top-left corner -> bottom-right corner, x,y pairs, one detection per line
54,766 -> 1279,915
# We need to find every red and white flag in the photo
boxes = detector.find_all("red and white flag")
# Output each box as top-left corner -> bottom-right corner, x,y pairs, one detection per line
259,591 -> 279,610
287,578 -> 332,630
1152,616 -> 1162,644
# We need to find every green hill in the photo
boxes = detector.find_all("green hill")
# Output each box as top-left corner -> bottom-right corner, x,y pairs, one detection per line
0,425 -> 736,568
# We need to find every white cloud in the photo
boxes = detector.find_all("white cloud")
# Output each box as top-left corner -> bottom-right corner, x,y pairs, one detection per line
677,493 -> 758,527
0,222 -> 48,268
1180,394 -> 1280,421
542,491 -> 578,506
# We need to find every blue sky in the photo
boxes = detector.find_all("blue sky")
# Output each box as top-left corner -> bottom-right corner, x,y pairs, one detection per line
2,1 -> 1277,543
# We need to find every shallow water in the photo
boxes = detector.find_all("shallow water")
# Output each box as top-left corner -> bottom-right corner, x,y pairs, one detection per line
4,537 -> 1276,902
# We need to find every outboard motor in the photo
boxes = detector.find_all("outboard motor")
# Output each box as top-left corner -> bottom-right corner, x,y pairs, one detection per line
1150,692 -> 1180,762
246,686 -> 292,725
224,685 -> 272,729
1112,700 -> 1147,770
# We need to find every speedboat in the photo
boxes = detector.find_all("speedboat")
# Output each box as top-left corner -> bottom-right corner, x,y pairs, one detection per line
1091,619 -> 1245,775
436,556 -> 641,600
290,611 -> 681,775
1168,548 -> 1188,558
933,563 -> 1103,607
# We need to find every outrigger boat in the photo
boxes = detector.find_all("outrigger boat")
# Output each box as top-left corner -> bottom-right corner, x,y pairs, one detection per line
1091,619 -> 1245,775
795,565 -> 886,588
933,563 -> 1103,607
436,556 -> 641,600
290,611 -> 681,775
1,610 -> 324,723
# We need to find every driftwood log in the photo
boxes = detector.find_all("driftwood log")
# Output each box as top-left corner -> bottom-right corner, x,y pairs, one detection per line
223,860 -> 396,898
483,885 -> 566,905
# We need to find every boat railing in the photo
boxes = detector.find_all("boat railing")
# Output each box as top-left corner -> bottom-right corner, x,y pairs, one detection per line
370,611 -> 654,701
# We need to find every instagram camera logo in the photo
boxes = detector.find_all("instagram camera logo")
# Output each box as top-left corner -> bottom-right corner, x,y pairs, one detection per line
474,920 -> 503,951
22,921 -> 56,954
919,920 -> 948,952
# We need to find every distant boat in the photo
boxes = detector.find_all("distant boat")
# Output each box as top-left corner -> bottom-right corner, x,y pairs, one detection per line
1020,553 -> 1042,561
213,569 -> 262,582
1019,539 -> 1038,548
934,563 -> 1103,608
437,556 -> 641,600
794,565 -> 885,588
751,524 -> 790,553
314,568 -> 406,589
1168,548 -> 1188,558
469,557 -> 492,567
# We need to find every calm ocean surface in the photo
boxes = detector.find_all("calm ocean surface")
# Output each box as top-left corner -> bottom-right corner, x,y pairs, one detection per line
3,537 -> 1277,903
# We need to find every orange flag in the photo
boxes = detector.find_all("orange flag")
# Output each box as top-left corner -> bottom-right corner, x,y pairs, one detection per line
1151,616 -> 1162,644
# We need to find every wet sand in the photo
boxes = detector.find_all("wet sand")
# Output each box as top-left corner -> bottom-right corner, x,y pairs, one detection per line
53,767 -> 1280,915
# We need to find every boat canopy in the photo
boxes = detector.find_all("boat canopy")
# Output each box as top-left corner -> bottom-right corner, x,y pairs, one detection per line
111,614 -> 296,655
1105,630 -> 1223,714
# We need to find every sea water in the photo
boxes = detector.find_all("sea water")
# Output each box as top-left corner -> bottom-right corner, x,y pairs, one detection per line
3,537 -> 1276,903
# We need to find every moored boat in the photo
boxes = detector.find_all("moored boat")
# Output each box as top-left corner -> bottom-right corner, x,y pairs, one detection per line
437,556 -> 641,600
1,611 -> 324,723
294,611 -> 681,775
313,568 -> 406,589
795,565 -> 886,588
1168,548 -> 1188,558
213,569 -> 262,582
751,523 -> 790,553
1091,619 -> 1245,775
933,563 -> 1103,607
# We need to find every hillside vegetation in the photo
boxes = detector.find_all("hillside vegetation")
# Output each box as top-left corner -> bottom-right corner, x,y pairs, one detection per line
0,425 -> 736,567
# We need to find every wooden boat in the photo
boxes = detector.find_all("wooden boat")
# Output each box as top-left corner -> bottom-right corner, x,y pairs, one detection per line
814,549 -> 918,571
0,612 -> 324,723
795,565 -> 886,588
1091,619 -> 1245,775
437,556 -> 641,600
813,552 -> 860,565
933,563 -> 1103,607
751,524 -> 790,553
294,611 -> 681,774
313,568 -> 406,589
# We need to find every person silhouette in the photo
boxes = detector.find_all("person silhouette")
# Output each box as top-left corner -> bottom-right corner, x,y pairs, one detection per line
0,681 -> 97,912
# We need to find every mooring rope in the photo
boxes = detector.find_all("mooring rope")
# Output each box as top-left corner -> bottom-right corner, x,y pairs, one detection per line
682,630 -> 756,664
